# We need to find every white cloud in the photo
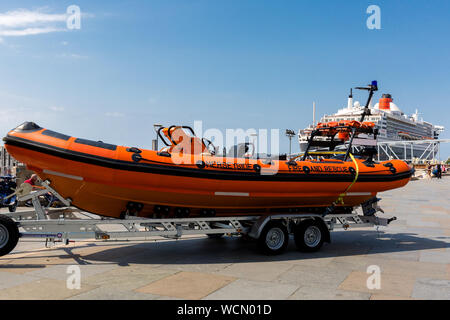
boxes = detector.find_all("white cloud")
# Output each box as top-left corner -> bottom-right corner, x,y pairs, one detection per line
0,27 -> 64,36
61,40 -> 68,45
56,53 -> 88,59
0,8 -> 91,38
0,9 -> 67,28
105,112 -> 125,118
49,106 -> 65,112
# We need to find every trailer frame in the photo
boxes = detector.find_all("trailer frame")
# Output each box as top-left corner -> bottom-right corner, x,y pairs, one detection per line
0,180 -> 394,256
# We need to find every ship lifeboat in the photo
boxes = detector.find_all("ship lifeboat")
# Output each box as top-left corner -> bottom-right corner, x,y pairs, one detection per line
3,122 -> 414,219
317,121 -> 375,141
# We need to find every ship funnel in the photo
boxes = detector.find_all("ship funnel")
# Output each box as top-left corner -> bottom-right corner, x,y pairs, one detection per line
347,88 -> 353,109
379,93 -> 392,110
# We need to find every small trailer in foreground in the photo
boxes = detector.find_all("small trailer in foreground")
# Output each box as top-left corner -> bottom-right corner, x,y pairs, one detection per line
0,181 -> 395,257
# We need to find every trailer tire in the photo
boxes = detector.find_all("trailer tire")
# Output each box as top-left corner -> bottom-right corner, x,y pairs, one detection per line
258,221 -> 289,255
0,215 -> 19,257
294,219 -> 325,252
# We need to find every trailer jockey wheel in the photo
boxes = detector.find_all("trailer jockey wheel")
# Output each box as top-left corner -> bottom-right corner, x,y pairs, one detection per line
258,221 -> 289,255
0,215 -> 19,257
294,219 -> 325,252
8,199 -> 18,213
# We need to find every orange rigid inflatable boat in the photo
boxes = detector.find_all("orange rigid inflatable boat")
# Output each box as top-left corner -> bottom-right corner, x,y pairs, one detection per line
3,83 -> 414,220
4,120 -> 413,219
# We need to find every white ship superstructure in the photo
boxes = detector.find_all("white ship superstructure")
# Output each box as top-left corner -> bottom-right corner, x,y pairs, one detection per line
298,90 -> 444,160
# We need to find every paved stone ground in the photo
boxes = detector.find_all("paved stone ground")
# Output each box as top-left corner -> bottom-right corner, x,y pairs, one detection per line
0,177 -> 449,300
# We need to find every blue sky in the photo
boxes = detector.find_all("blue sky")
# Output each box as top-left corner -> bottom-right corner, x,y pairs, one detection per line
0,0 -> 449,158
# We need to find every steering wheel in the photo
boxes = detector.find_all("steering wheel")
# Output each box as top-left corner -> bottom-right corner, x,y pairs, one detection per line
202,138 -> 217,155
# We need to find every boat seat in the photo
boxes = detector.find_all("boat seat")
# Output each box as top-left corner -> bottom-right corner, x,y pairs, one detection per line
167,127 -> 208,155
227,143 -> 253,158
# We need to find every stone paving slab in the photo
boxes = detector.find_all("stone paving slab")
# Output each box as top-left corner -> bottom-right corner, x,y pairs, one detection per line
0,278 -> 97,300
277,264 -> 351,288
407,219 -> 441,228
25,263 -> 119,281
214,261 -> 294,282
82,265 -> 178,292
68,286 -> 160,300
0,271 -> 40,290
420,248 -> 450,264
204,279 -> 298,300
348,258 -> 450,279
370,294 -> 414,300
135,271 -> 236,299
411,278 -> 450,300
364,250 -> 421,262
289,286 -> 371,300
329,255 -> 379,271
280,253 -> 335,268
338,271 -> 416,298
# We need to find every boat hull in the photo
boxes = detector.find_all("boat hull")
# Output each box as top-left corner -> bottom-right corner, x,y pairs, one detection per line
4,123 -> 414,219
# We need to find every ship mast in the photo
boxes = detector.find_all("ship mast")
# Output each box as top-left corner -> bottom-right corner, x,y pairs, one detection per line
313,102 -> 316,126
347,88 -> 353,109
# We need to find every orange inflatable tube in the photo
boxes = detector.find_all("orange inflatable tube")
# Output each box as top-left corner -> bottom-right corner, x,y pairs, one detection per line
3,122 -> 414,219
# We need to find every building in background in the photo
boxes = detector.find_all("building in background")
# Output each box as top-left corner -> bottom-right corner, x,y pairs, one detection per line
1,146 -> 33,184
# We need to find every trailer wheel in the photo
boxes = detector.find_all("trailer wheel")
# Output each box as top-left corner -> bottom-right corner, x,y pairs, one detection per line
0,215 -> 19,257
294,220 -> 325,252
258,221 -> 289,255
8,200 -> 18,213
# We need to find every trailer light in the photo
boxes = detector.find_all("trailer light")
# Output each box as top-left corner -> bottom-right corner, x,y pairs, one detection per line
96,233 -> 110,240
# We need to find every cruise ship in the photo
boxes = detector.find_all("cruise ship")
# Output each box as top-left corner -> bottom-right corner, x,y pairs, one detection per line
298,90 -> 444,160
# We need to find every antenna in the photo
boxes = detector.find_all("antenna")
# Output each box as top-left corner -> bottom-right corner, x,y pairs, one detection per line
312,102 -> 316,126
344,80 -> 378,161
354,80 -> 378,122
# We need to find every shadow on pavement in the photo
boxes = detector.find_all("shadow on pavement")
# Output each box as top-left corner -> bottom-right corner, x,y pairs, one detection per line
1,230 -> 448,268
62,230 -> 450,266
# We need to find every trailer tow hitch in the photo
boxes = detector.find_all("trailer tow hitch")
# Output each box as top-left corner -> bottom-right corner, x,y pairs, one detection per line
387,217 -> 397,224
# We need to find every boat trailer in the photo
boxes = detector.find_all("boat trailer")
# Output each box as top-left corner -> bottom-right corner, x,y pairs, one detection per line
0,181 -> 395,256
